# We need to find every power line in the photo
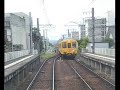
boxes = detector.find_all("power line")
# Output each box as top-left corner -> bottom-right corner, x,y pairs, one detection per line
87,0 -> 96,9
5,24 -> 55,27
42,0 -> 50,24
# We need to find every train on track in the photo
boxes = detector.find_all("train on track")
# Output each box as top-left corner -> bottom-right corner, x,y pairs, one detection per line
57,38 -> 78,59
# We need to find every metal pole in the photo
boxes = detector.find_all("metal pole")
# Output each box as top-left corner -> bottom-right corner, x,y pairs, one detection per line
29,12 -> 33,54
43,29 -> 45,52
46,29 -> 47,51
11,26 -> 13,52
63,35 -> 64,39
92,8 -> 95,54
37,18 -> 40,54
68,29 -> 69,38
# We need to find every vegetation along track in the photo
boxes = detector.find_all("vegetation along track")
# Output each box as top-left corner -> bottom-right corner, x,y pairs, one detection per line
55,58 -> 91,90
26,55 -> 59,90
67,60 -> 115,90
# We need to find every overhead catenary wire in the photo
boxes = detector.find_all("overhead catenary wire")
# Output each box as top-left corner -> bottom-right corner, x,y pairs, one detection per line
42,0 -> 50,25
65,0 -> 97,26
86,0 -> 96,10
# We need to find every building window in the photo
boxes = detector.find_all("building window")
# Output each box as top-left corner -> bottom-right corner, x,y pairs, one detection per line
102,27 -> 104,30
101,31 -> 104,36
5,21 -> 10,27
102,19 -> 105,24
13,44 -> 23,51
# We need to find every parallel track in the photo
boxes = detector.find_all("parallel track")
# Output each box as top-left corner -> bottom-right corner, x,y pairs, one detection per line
70,65 -> 93,90
67,60 -> 115,90
77,60 -> 115,87
26,56 -> 115,90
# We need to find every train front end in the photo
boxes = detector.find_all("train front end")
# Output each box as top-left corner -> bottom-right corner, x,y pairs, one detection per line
58,39 -> 78,59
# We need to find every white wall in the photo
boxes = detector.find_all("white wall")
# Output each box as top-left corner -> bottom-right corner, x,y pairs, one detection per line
10,13 -> 27,49
4,49 -> 38,62
86,43 -> 109,48
14,12 -> 31,50
86,48 -> 115,57
107,10 -> 115,26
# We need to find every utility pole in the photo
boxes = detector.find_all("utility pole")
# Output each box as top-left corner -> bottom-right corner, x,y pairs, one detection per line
37,18 -> 40,54
45,29 -> 47,51
92,8 -> 95,54
43,29 -> 46,52
29,12 -> 33,54
83,18 -> 84,24
68,29 -> 69,38
63,35 -> 64,39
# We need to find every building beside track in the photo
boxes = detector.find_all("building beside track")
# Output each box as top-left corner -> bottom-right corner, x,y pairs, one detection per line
4,12 -> 32,52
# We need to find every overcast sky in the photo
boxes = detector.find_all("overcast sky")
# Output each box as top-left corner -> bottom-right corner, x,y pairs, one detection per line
5,0 -> 115,40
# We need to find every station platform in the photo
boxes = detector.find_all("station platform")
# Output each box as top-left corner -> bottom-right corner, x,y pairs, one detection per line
80,53 -> 115,64
5,55 -> 30,66
5,54 -> 39,77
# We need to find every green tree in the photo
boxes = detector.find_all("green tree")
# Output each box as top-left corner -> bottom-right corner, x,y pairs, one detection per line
32,27 -> 43,53
49,42 -> 53,47
103,38 -> 114,48
77,37 -> 89,51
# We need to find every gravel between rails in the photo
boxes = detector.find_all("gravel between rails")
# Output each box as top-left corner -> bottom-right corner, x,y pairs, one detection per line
29,58 -> 54,90
68,60 -> 115,90
55,59 -> 90,90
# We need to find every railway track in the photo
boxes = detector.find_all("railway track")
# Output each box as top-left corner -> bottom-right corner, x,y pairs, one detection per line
26,55 -> 59,90
25,55 -> 115,90
77,60 -> 115,86
55,59 -> 91,90
66,60 -> 115,90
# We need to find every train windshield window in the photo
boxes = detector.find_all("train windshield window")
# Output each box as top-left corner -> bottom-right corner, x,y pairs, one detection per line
72,42 -> 76,48
62,42 -> 66,48
68,43 -> 71,48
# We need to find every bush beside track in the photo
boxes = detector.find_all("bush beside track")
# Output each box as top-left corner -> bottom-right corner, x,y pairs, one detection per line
40,52 -> 56,60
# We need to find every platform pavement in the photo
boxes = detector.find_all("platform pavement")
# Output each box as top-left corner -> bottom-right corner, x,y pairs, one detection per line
85,52 -> 115,59
5,54 -> 39,77
80,53 -> 115,64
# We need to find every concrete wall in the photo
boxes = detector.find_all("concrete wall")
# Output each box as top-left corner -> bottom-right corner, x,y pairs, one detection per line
84,48 -> 115,57
10,13 -> 27,49
5,12 -> 31,51
14,12 -> 31,50
4,50 -> 29,62
86,43 -> 109,48
107,10 -> 115,26
4,49 -> 38,62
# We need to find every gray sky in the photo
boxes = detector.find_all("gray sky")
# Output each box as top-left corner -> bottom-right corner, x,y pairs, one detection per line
5,0 -> 115,40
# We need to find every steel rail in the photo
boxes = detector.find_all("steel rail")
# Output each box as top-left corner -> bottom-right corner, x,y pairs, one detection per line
52,56 -> 60,90
25,56 -> 57,90
69,64 -> 93,90
52,57 -> 55,90
76,60 -> 115,87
